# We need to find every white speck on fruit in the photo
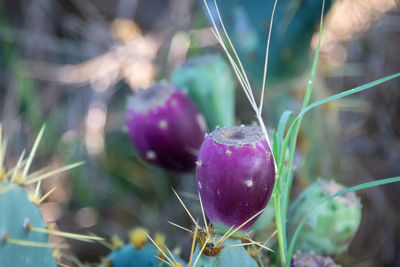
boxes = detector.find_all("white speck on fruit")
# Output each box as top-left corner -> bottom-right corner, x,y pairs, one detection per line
170,98 -> 177,106
246,179 -> 254,187
146,150 -> 156,160
159,120 -> 168,129
198,181 -> 202,189
126,113 -> 133,120
225,150 -> 232,156
196,160 -> 202,167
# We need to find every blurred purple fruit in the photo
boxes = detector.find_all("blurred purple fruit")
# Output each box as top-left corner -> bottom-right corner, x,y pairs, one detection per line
196,126 -> 275,231
291,252 -> 340,267
126,82 -> 206,172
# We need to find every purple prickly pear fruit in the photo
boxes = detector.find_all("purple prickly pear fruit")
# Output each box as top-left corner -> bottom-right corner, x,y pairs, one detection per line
196,126 -> 275,231
126,82 -> 206,172
291,252 -> 340,267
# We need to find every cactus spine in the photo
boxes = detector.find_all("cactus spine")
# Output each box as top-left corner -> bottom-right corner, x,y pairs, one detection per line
193,235 -> 258,267
0,124 -> 102,266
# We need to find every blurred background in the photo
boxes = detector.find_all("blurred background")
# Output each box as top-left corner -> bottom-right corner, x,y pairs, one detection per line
0,0 -> 399,266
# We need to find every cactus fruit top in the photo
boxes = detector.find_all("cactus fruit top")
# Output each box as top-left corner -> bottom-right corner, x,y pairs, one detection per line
290,179 -> 362,255
291,252 -> 340,267
172,54 -> 235,130
126,82 -> 206,172
129,228 -> 148,249
196,126 -> 275,231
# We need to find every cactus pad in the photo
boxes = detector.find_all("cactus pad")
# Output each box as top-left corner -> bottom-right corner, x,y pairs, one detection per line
289,179 -> 362,255
193,236 -> 258,267
105,242 -> 184,267
172,54 -> 235,130
0,182 -> 57,267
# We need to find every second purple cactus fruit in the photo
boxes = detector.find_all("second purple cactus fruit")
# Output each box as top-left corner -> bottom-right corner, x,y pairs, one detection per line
196,126 -> 275,231
291,252 -> 340,267
126,82 -> 206,172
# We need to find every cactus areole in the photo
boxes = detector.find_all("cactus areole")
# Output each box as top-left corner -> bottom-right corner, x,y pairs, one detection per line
196,126 -> 275,231
126,82 -> 206,172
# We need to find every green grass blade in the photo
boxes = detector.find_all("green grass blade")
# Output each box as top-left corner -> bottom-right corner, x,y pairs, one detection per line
301,5 -> 324,109
286,176 -> 400,266
273,1 -> 326,262
276,110 -> 294,160
272,130 -> 278,160
281,72 -> 400,176
297,73 -> 400,124
278,0 -> 326,173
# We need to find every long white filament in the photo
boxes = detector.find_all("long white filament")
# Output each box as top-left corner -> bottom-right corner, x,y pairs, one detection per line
259,0 -> 279,114
202,0 -> 278,170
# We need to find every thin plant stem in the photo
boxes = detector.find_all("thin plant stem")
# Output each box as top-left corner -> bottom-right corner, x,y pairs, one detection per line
273,1 -> 326,264
259,0 -> 278,114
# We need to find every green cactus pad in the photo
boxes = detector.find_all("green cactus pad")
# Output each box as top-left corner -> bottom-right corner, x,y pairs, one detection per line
289,179 -> 362,255
192,236 -> 258,267
172,54 -> 235,130
105,243 -> 184,267
0,182 -> 57,267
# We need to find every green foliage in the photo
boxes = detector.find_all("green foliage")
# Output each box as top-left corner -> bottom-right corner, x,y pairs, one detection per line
289,180 -> 361,255
172,54 -> 235,130
104,130 -> 171,205
192,236 -> 258,267
287,176 -> 400,266
261,0 -> 400,262
0,182 -> 57,267
0,7 -> 43,129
